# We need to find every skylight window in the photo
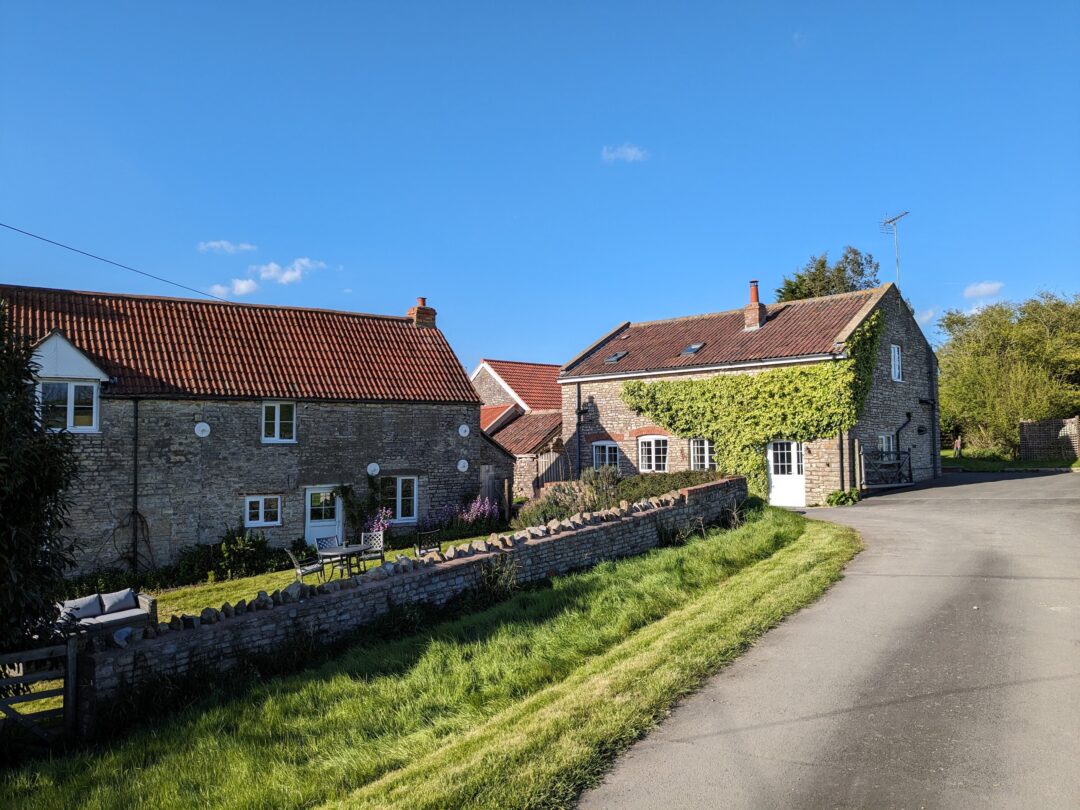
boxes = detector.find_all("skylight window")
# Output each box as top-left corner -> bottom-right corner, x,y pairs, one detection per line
604,351 -> 628,364
681,343 -> 704,355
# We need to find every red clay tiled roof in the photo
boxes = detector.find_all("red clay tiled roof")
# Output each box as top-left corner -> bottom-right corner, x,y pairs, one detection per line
489,410 -> 562,455
481,359 -> 562,409
480,403 -> 516,431
1,284 -> 480,403
561,286 -> 887,379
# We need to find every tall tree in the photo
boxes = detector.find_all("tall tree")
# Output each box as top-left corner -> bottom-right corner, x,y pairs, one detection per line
775,246 -> 881,302
0,302 -> 79,656
937,293 -> 1080,453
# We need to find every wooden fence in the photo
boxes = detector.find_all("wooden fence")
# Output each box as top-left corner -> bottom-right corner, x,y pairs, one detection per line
0,639 -> 77,742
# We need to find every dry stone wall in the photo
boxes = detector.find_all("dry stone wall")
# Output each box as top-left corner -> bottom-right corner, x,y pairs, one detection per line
74,476 -> 746,738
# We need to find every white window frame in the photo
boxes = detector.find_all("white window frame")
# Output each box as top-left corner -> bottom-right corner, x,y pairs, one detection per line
638,435 -> 669,473
890,344 -> 903,382
381,475 -> 419,524
592,441 -> 619,470
244,495 -> 282,528
690,438 -> 715,470
769,441 -> 804,476
261,400 -> 297,443
878,434 -> 895,457
37,379 -> 100,433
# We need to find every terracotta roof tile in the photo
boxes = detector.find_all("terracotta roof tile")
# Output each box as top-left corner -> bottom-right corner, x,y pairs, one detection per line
490,410 -> 562,455
1,284 -> 479,403
562,287 -> 886,379
480,403 -> 516,431
482,359 -> 562,409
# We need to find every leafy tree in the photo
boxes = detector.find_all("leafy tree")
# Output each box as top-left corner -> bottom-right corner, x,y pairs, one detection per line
938,293 -> 1080,453
775,246 -> 881,302
0,302 -> 79,656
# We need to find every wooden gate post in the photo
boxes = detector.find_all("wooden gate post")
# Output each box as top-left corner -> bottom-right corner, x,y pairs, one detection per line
64,636 -> 77,737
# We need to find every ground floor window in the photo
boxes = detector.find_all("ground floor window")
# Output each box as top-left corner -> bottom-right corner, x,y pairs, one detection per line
245,495 -> 282,527
878,434 -> 895,455
380,475 -> 418,523
770,441 -> 803,476
638,436 -> 668,473
592,441 -> 619,469
690,438 -> 715,470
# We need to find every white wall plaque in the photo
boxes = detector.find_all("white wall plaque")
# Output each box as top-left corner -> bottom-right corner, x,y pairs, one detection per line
457,459 -> 469,472
367,462 -> 381,476
194,421 -> 211,438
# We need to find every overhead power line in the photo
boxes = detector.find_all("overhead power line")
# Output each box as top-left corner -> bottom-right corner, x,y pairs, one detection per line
0,221 -> 228,302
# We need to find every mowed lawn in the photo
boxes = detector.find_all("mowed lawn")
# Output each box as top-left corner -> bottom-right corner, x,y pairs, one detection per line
3,507 -> 861,810
939,450 -> 1079,472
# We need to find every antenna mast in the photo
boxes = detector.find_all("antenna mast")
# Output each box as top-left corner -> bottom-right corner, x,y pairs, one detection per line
880,211 -> 909,287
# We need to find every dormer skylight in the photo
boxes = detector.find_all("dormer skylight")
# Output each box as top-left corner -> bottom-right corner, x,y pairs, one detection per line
603,351 -> 628,364
681,343 -> 704,355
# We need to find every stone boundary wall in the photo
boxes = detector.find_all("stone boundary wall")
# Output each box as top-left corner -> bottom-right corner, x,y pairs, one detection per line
1019,416 -> 1079,460
75,476 -> 747,737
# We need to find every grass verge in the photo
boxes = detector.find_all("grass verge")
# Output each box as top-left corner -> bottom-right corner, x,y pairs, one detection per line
2,508 -> 860,809
940,450 -> 1079,472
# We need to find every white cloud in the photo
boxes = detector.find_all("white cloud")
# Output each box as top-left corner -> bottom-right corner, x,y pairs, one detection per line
210,278 -> 258,298
601,143 -> 649,164
963,281 -> 1004,299
198,240 -> 257,254
915,308 -> 936,326
342,288 -> 353,294
251,257 -> 326,285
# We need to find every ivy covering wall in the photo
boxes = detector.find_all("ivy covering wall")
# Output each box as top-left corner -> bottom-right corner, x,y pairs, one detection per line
621,310 -> 883,496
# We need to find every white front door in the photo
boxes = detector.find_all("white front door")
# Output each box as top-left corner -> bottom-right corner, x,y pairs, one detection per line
767,441 -> 805,507
304,486 -> 342,545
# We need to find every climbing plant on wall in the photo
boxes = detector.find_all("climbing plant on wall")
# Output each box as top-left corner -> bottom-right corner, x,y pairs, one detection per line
621,310 -> 883,497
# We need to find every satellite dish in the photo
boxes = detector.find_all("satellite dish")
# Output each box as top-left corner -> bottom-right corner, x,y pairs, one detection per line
458,424 -> 471,437
457,459 -> 469,472
367,462 -> 381,476
194,421 -> 211,438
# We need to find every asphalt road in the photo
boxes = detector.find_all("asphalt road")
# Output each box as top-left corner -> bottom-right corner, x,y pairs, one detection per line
579,472 -> 1080,809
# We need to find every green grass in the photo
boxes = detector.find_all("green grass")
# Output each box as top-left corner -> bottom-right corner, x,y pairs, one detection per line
940,450 -> 1079,472
149,535 -> 488,619
2,508 -> 861,809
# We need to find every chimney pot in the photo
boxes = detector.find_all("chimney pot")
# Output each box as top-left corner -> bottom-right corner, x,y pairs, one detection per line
744,280 -> 766,331
749,280 -> 760,304
407,297 -> 437,328
417,296 -> 426,307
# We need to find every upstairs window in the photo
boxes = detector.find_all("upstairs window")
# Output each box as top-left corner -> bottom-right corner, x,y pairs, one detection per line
262,401 -> 296,443
39,380 -> 99,432
244,495 -> 282,528
380,475 -> 418,523
690,438 -> 715,470
592,441 -> 619,469
638,436 -> 668,473
890,344 -> 903,382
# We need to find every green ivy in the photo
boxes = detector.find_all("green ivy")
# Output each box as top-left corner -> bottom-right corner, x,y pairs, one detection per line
621,310 -> 883,497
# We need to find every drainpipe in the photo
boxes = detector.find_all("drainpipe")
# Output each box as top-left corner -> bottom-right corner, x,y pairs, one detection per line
131,398 -> 140,575
575,383 -> 583,480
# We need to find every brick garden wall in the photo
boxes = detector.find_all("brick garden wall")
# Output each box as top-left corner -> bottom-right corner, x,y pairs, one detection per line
64,398 -> 513,572
1019,416 -> 1080,460
74,476 -> 747,738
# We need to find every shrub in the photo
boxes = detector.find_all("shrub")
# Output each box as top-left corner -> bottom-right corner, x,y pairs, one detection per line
219,526 -> 278,579
615,470 -> 721,503
825,488 -> 861,506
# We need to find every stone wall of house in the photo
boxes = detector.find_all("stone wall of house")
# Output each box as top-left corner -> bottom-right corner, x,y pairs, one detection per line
1019,416 -> 1080,460
471,367 -> 514,406
64,398 -> 513,572
74,476 -> 747,738
560,285 -> 939,505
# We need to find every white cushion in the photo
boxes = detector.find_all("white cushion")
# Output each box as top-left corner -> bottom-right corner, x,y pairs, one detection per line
63,594 -> 103,619
79,608 -> 146,627
101,588 -> 138,614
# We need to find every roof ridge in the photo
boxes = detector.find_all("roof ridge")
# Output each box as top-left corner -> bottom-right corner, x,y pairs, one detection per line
481,358 -> 562,368
0,283 -> 413,323
628,285 -> 885,329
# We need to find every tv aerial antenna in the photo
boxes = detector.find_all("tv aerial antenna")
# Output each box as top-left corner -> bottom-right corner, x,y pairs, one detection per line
880,211 -> 909,287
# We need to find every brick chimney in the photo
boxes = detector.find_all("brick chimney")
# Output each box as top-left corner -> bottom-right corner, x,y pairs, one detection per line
743,280 -> 767,331
407,296 -> 437,328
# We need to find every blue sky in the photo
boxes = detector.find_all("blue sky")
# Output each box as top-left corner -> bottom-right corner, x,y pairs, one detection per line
2,2 -> 1078,371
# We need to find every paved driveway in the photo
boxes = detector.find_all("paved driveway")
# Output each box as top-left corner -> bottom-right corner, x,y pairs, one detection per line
579,472 -> 1080,809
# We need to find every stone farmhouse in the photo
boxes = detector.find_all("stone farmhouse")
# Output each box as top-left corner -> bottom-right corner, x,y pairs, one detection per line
558,281 -> 940,507
470,359 -> 568,498
2,285 -> 513,572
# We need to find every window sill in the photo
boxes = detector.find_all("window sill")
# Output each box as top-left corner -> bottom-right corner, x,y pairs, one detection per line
390,518 -> 418,526
261,439 -> 298,445
48,428 -> 101,434
244,523 -> 282,529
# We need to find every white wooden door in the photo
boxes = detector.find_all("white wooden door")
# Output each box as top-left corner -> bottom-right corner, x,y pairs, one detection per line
767,441 -> 805,507
304,486 -> 341,545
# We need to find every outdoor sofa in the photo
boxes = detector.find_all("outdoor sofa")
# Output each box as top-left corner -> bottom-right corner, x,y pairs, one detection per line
57,588 -> 158,634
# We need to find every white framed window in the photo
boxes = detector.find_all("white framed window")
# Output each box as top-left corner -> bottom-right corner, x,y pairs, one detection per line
638,436 -> 668,473
770,441 -> 804,476
262,401 -> 296,443
890,344 -> 903,382
380,475 -> 418,523
244,495 -> 282,527
592,441 -> 619,469
878,435 -> 895,457
38,380 -> 99,432
690,438 -> 715,470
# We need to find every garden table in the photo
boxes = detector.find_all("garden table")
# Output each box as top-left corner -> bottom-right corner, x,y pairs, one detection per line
317,543 -> 371,578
